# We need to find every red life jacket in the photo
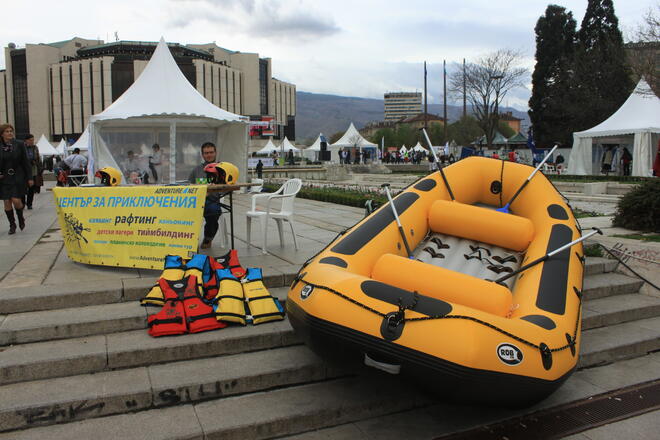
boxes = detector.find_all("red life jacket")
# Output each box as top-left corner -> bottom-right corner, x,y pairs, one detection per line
211,249 -> 246,279
147,276 -> 225,337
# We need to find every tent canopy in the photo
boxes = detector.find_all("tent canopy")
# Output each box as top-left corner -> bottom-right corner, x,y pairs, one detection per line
88,37 -> 247,183
567,79 -> 660,176
280,136 -> 299,152
331,123 -> 377,148
55,139 -> 67,155
36,135 -> 58,156
411,142 -> 427,152
507,132 -> 528,145
306,133 -> 327,151
256,138 -> 278,154
70,127 -> 90,151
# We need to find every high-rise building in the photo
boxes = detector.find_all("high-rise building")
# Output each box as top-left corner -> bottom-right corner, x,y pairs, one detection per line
384,92 -> 422,121
0,38 -> 295,141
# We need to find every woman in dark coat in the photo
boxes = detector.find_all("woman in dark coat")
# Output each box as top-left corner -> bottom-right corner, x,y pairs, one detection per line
0,124 -> 33,234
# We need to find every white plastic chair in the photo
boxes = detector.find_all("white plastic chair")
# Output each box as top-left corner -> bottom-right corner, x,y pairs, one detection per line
246,178 -> 302,254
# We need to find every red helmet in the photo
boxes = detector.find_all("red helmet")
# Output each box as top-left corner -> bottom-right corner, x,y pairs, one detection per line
203,162 -> 239,184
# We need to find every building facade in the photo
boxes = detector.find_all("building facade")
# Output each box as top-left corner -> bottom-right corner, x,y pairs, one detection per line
0,38 -> 295,142
384,92 -> 422,121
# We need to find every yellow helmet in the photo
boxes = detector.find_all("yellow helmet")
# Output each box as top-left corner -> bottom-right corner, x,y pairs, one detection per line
204,162 -> 239,185
95,167 -> 122,186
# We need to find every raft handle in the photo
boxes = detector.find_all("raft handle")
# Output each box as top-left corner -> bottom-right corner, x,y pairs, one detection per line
364,353 -> 401,375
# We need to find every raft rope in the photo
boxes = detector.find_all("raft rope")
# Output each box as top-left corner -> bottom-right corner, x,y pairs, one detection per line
597,243 -> 660,291
295,276 -> 582,354
499,159 -> 505,208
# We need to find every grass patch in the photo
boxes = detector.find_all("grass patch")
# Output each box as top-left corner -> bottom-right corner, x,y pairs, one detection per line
263,183 -> 387,209
583,244 -> 603,258
573,208 -> 606,218
611,233 -> 660,242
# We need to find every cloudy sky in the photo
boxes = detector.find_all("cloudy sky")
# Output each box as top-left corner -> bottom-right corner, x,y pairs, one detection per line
1,0 -> 654,110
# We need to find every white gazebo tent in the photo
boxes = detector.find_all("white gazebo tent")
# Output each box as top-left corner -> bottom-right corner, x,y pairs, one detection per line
256,138 -> 278,155
330,123 -> 377,162
411,142 -> 427,153
55,139 -> 68,156
304,133 -> 326,161
279,136 -> 300,153
69,127 -> 90,151
567,79 -> 660,176
399,145 -> 408,154
36,135 -> 58,156
88,38 -> 247,183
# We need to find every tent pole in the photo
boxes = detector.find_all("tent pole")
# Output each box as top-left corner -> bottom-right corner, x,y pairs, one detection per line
169,122 -> 176,184
87,122 -> 96,182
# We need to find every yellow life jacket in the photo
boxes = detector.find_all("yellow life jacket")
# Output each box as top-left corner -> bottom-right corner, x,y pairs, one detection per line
213,268 -> 284,325
242,268 -> 285,325
141,254 -> 215,306
214,268 -> 248,325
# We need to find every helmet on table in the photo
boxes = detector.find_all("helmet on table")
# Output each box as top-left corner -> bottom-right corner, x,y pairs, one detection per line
203,162 -> 239,185
94,167 -> 122,186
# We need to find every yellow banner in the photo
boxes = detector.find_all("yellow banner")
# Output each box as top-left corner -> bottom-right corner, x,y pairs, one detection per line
53,185 -> 207,269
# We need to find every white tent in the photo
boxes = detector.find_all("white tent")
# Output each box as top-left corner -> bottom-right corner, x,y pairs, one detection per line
329,123 -> 377,163
88,38 -> 247,183
55,139 -> 67,156
69,127 -> 90,151
399,145 -> 408,154
567,79 -> 660,176
304,133 -> 326,161
256,138 -> 278,155
36,135 -> 58,156
279,136 -> 300,153
411,142 -> 427,152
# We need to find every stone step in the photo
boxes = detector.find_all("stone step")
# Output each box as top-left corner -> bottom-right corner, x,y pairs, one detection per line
581,272 -> 644,300
281,352 -> 660,440
0,287 -> 289,346
0,319 -> 299,386
578,316 -> 660,368
583,257 -> 618,276
0,271 -> 295,315
0,375 -> 430,440
0,345 -> 344,433
582,293 -> 660,330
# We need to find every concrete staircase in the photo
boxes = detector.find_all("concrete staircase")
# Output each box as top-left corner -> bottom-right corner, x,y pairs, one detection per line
0,258 -> 658,438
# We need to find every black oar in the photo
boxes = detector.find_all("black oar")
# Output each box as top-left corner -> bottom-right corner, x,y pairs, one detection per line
497,144 -> 558,213
382,183 -> 413,258
421,128 -> 455,201
495,228 -> 602,284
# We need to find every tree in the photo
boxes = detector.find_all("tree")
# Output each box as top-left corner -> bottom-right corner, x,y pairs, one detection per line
529,5 -> 577,148
573,0 -> 634,131
449,50 -> 527,147
497,121 -> 516,139
328,131 -> 344,144
628,5 -> 660,95
447,115 -> 484,146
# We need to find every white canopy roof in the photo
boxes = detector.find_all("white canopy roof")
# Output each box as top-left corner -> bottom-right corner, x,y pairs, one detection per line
411,142 -> 427,152
331,123 -> 377,148
36,135 -> 58,156
399,144 -> 408,154
567,79 -> 660,176
70,127 -> 90,151
90,38 -> 243,125
280,136 -> 300,152
307,133 -> 327,151
55,139 -> 67,155
257,138 -> 278,154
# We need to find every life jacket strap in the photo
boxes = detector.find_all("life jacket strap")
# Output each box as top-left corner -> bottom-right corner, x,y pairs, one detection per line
147,317 -> 184,327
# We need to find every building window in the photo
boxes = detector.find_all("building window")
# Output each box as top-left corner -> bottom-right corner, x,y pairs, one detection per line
259,59 -> 268,115
10,50 -> 29,136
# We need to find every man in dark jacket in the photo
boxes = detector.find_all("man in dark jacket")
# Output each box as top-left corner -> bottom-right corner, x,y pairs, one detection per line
188,142 -> 222,249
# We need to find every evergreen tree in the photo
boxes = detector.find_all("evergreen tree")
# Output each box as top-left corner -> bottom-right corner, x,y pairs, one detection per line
574,0 -> 633,131
529,5 -> 577,148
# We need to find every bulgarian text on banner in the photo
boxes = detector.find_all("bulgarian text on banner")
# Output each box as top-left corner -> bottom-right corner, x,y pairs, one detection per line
53,185 -> 207,269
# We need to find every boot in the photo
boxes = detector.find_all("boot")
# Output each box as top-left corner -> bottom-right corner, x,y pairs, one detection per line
5,210 -> 16,235
16,208 -> 25,231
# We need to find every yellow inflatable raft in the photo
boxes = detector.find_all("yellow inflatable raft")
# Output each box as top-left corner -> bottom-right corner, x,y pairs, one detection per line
287,156 -> 586,406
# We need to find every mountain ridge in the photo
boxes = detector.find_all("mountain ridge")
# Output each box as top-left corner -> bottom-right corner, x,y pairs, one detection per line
294,91 -> 530,143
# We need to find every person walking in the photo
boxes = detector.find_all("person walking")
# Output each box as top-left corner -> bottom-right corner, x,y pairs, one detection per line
0,124 -> 32,234
256,159 -> 264,179
23,134 -> 42,209
188,142 -> 222,249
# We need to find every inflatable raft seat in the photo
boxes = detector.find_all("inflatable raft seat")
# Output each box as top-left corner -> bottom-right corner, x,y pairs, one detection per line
372,253 -> 513,317
428,200 -> 534,252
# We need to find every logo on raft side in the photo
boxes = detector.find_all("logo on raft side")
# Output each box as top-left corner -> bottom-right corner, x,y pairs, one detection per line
497,343 -> 524,366
301,285 -> 314,300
